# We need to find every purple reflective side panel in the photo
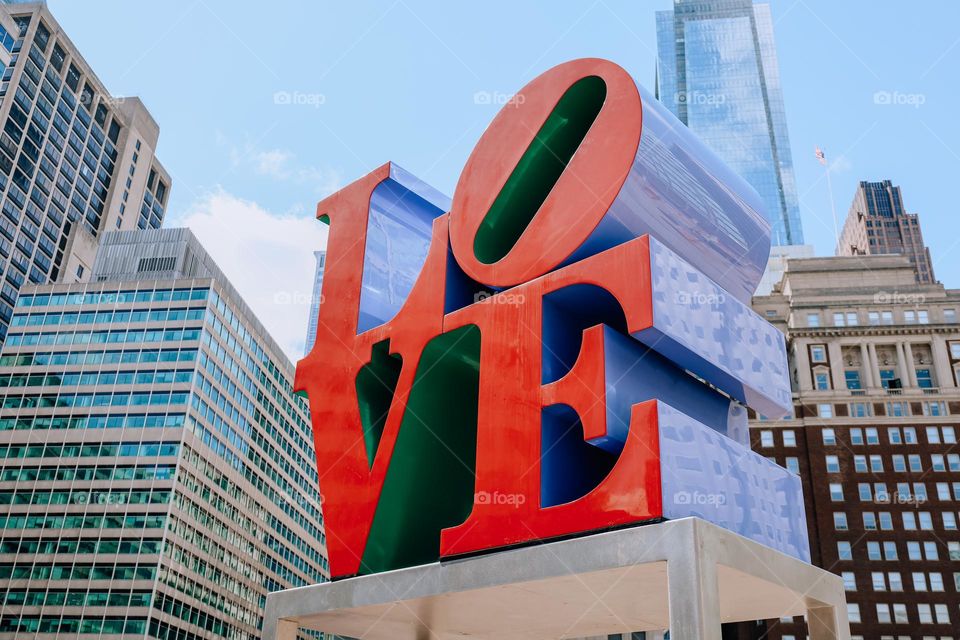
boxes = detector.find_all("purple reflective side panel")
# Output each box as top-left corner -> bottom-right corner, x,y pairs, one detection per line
597,325 -> 737,452
357,165 -> 450,334
566,83 -> 771,303
634,237 -> 792,418
656,402 -> 810,562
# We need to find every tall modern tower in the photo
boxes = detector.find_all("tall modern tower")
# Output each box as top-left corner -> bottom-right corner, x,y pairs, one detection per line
0,2 -> 170,341
303,249 -> 325,356
0,228 -> 327,638
655,0 -> 804,248
838,180 -> 936,284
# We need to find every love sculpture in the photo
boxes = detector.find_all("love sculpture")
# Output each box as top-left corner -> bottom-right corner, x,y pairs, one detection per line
296,58 -> 809,580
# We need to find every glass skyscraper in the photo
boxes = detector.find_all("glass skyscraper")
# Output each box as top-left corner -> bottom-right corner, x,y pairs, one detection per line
656,0 -> 804,247
303,250 -> 325,356
0,228 -> 327,639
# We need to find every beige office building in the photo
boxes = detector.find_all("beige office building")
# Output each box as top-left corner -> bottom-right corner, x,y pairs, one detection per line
0,1 -> 171,340
0,228 -> 328,639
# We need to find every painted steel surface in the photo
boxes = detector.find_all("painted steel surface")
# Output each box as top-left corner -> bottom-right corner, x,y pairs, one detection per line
296,58 -> 806,579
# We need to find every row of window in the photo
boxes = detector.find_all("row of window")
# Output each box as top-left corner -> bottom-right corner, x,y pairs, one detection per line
836,510 -> 945,531
0,441 -> 178,459
761,425 -> 959,448
0,368 -> 192,388
15,287 -> 208,307
804,308 -> 954,328
847,569 -> 958,593
0,536 -> 162,555
818,400 -> 947,419
9,306 -> 205,326
0,412 -> 184,431
1,588 -> 152,608
0,512 -> 165,530
4,326 -> 201,345
1,389 -> 188,409
0,561 -> 157,581
836,539 -> 959,562
0,488 -> 170,506
0,346 -> 197,367
845,601 -> 951,626
839,505 -> 960,531
825,452 -> 960,474
0,463 -> 175,482
0,616 -> 148,635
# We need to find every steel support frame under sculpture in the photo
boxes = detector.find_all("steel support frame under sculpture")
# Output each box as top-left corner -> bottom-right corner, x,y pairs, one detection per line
278,57 -> 846,638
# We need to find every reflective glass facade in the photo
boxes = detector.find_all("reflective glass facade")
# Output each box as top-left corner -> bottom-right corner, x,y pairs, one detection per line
0,4 -> 171,342
0,249 -> 328,638
303,249 -> 324,356
656,0 -> 803,246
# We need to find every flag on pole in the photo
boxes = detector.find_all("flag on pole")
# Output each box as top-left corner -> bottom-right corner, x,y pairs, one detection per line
815,146 -> 827,166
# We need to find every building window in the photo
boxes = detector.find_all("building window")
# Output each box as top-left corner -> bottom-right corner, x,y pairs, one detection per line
863,512 -> 877,530
884,541 -> 898,560
760,430 -> 774,447
885,402 -> 906,417
916,368 -> 933,388
833,512 -> 848,530
814,370 -> 830,390
844,370 -> 861,389
837,541 -> 852,560
846,402 -> 866,418
806,313 -> 820,327
822,428 -> 836,445
918,309 -> 929,324
784,457 -> 799,474
818,403 -> 833,418
888,427 -> 902,444
951,342 -> 960,359
825,455 -> 840,473
904,427 -> 917,444
888,571 -> 902,591
854,455 -> 868,472
850,428 -> 863,445
865,427 -> 879,444
909,454 -> 922,472
905,309 -> 917,324
846,604 -> 860,624
782,430 -> 796,447
810,345 -> 827,362
868,311 -> 880,325
841,571 -> 856,590
935,603 -> 950,624
945,308 -> 956,323
829,483 -> 844,501
875,603 -> 890,623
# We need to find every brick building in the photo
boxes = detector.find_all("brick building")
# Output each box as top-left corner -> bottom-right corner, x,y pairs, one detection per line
750,254 -> 960,639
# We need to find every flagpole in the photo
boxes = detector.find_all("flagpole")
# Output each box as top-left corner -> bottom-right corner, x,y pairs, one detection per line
825,160 -> 839,253
816,146 -> 841,254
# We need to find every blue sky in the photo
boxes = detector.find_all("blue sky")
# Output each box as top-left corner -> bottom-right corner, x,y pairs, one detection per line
46,0 -> 960,358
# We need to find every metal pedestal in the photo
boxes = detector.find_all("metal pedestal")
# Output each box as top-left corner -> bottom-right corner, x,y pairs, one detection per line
262,518 -> 848,640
